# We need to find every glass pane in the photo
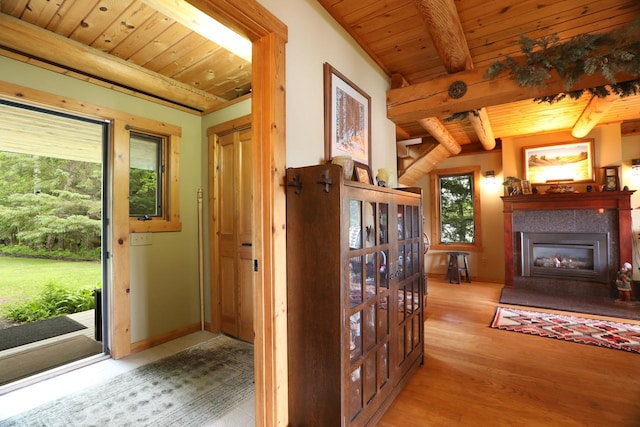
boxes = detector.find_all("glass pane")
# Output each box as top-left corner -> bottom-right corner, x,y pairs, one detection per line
378,296 -> 389,341
349,256 -> 363,308
129,132 -> 162,217
349,200 -> 362,249
398,326 -> 405,364
405,322 -> 413,356
406,243 -> 413,277
350,311 -> 362,361
413,279 -> 421,311
397,287 -> 405,323
379,203 -> 388,244
398,245 -> 405,281
406,282 -> 413,314
406,205 -> 413,238
349,366 -> 363,421
439,174 -> 474,243
364,202 -> 376,248
379,250 -> 389,289
365,253 -> 376,300
413,315 -> 420,349
365,356 -> 377,404
412,206 -> 420,238
365,303 -> 376,351
379,343 -> 389,389
397,205 -> 404,240
413,242 -> 420,277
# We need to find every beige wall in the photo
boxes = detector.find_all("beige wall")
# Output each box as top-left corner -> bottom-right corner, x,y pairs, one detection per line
419,151 -> 505,282
257,0 -> 397,176
0,55 -> 203,342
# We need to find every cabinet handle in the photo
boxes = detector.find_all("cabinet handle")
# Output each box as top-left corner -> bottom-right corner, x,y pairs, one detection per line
242,242 -> 252,247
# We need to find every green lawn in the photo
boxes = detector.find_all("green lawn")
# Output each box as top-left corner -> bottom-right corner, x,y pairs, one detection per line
0,256 -> 101,306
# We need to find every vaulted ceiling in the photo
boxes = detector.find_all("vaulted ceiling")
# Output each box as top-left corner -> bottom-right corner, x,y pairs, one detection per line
318,0 -> 640,184
1,0 -> 639,186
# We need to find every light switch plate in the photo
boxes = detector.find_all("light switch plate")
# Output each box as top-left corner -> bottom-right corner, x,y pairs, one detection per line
131,233 -> 152,246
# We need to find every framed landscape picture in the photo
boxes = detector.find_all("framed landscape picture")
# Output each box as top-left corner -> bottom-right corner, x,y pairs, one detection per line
522,140 -> 595,185
323,63 -> 371,167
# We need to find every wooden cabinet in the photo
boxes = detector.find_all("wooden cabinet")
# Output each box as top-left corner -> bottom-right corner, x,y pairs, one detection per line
286,164 -> 424,426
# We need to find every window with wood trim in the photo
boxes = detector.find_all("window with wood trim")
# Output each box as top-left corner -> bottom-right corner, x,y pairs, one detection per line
117,122 -> 181,233
430,166 -> 482,251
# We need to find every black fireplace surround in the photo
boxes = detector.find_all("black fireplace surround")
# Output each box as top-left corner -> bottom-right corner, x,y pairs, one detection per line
520,232 -> 609,283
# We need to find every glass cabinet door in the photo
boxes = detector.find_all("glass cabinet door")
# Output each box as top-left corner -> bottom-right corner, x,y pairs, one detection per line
394,202 -> 423,373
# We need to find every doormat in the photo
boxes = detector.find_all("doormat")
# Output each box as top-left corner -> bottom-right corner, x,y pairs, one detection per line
490,306 -> 640,354
0,316 -> 86,351
0,335 -> 102,387
2,334 -> 254,426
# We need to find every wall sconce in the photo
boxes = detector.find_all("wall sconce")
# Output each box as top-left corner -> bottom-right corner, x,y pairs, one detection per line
633,159 -> 640,176
485,170 -> 496,185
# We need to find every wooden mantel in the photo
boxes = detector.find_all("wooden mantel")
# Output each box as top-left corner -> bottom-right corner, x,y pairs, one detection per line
502,191 -> 635,289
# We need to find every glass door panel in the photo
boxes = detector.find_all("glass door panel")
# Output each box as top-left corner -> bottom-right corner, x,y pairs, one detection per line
349,200 -> 362,249
379,203 -> 388,244
350,311 -> 362,361
364,201 -> 376,248
349,256 -> 363,308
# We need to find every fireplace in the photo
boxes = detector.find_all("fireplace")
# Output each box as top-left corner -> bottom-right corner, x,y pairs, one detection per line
502,191 -> 634,292
520,232 -> 609,283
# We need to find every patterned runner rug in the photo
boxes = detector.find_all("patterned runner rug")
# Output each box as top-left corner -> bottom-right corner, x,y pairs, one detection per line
1,334 -> 254,426
490,306 -> 640,354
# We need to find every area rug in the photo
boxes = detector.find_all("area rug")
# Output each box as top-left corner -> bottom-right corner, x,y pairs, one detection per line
490,306 -> 640,354
0,335 -> 103,387
1,334 -> 254,426
0,316 -> 86,351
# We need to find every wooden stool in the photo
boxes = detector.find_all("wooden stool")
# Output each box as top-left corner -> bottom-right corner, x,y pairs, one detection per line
445,252 -> 471,284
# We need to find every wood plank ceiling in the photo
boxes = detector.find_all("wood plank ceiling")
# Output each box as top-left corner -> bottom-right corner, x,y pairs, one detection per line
318,0 -> 640,184
0,0 -> 252,112
0,1 -> 639,185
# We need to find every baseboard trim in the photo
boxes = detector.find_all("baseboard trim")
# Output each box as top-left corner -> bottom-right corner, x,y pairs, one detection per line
130,322 -> 201,354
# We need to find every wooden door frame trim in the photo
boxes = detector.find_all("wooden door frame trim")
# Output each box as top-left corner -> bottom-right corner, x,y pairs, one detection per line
190,2 -> 288,425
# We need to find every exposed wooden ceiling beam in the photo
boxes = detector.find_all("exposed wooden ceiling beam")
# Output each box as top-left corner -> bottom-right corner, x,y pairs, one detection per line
387,66 -> 637,123
414,0 -> 496,151
417,117 -> 461,155
399,144 -> 451,186
0,13 -> 223,111
571,92 -> 620,138
414,0 -> 471,73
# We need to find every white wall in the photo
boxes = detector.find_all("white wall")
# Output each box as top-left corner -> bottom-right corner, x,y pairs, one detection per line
258,0 -> 397,176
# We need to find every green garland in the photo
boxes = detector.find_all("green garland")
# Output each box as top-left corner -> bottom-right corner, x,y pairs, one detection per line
485,18 -> 640,103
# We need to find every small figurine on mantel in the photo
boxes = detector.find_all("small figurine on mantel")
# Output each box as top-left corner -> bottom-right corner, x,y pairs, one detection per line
615,262 -> 634,302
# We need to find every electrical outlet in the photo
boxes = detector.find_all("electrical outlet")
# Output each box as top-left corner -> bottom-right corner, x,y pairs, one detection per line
131,233 -> 152,246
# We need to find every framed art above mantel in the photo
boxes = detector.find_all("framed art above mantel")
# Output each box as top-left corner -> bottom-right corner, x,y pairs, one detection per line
522,139 -> 595,185
323,62 -> 371,167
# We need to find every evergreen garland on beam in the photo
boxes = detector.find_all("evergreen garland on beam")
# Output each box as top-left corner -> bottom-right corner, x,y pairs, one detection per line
485,18 -> 640,103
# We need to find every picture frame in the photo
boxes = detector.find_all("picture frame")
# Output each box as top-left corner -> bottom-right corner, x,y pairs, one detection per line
522,139 -> 595,185
354,161 -> 373,184
521,180 -> 532,195
324,63 -> 371,167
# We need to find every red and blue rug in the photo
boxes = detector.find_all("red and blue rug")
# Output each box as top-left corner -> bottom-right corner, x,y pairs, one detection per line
490,306 -> 640,354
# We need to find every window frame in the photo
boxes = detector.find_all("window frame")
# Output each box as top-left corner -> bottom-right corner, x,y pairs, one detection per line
115,120 -> 181,233
430,166 -> 482,251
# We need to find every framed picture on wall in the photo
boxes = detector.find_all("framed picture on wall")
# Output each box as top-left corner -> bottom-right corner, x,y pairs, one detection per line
522,140 -> 595,185
323,63 -> 371,167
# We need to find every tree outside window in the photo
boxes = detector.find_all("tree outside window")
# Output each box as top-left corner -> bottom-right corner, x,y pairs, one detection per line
431,166 -> 482,251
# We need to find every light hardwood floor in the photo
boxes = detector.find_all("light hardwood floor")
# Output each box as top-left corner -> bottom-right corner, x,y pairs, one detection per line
378,279 -> 640,427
